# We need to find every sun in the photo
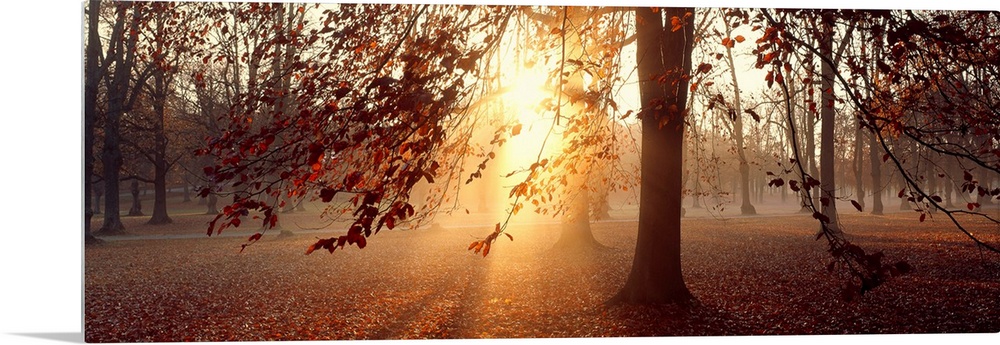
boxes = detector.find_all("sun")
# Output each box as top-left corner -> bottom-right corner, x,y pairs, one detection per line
504,70 -> 550,128
497,67 -> 563,176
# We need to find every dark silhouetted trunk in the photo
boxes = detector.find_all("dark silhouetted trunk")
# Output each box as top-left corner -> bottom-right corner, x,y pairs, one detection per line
147,163 -> 172,224
84,0 -> 102,243
611,7 -> 694,305
867,131 -> 884,214
853,121 -> 865,210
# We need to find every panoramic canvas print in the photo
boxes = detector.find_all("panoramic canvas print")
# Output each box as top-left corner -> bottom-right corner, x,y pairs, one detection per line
84,1 -> 1000,342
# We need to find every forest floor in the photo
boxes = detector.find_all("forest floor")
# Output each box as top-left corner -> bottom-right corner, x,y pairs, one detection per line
85,206 -> 1000,342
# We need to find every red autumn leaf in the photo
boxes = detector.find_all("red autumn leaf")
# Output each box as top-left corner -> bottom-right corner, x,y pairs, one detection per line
670,16 -> 682,32
919,213 -> 926,222
734,35 -> 745,43
248,232 -> 262,242
511,123 -> 522,136
505,233 -> 514,241
305,238 -> 331,255
898,189 -> 906,198
763,52 -> 776,63
851,200 -> 863,212
882,153 -> 890,162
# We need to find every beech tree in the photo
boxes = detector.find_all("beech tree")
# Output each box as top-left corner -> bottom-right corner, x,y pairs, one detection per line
609,7 -> 696,304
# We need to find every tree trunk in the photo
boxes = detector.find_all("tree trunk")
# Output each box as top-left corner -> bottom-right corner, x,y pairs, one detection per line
611,7 -> 694,305
84,0 -> 103,243
689,125 -> 702,209
799,49 -> 819,214
799,114 -> 816,213
147,167 -> 172,224
899,176 -> 910,210
867,131 -> 884,214
97,3 -> 145,236
546,7 -> 606,251
553,188 -> 603,251
853,122 -> 865,210
147,45 -> 172,225
128,179 -> 144,216
206,190 -> 219,215
93,187 -> 103,214
722,15 -> 756,216
819,17 -> 840,233
943,163 -> 955,208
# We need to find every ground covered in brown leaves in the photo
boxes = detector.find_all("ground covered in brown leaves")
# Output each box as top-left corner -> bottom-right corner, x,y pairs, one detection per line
85,211 -> 1000,342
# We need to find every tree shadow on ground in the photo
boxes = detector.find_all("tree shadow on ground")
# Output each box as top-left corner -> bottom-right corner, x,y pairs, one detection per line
601,301 -> 748,336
